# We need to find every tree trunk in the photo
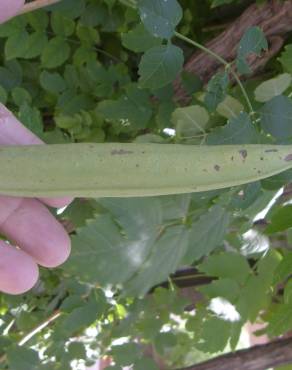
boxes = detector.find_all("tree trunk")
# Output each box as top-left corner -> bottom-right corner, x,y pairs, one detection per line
174,0 -> 292,104
177,337 -> 292,370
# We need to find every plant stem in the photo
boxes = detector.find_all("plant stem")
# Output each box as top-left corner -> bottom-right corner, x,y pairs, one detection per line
0,310 -> 62,366
174,31 -> 254,114
20,0 -> 62,15
18,310 -> 62,346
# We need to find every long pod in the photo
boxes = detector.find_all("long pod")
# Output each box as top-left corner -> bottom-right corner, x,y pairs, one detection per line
0,143 -> 292,198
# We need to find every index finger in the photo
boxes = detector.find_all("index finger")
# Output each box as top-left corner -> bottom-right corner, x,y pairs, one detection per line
0,104 -> 73,208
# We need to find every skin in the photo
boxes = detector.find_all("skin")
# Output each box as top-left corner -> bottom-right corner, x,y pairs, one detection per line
0,0 -> 25,23
0,2 -> 72,294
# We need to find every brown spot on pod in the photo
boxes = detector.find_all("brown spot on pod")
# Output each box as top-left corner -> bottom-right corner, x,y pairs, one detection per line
265,149 -> 278,153
214,164 -> 220,171
111,149 -> 134,155
239,149 -> 247,160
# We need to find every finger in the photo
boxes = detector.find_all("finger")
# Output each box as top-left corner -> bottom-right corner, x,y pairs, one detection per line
0,104 -> 73,208
40,197 -> 73,209
0,240 -> 39,295
0,0 -> 25,24
0,197 -> 71,267
0,104 -> 43,145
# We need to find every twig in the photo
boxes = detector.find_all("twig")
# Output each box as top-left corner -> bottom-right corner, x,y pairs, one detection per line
18,310 -> 62,346
174,31 -> 255,115
0,310 -> 62,365
20,0 -> 62,15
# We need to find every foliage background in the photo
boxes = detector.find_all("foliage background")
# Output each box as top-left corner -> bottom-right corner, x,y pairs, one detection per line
1,0 -> 292,369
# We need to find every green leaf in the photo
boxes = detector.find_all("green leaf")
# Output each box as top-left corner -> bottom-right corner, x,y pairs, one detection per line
262,169 -> 292,190
204,71 -> 229,111
64,214 -> 141,285
206,112 -> 260,144
5,31 -> 30,60
181,71 -> 203,95
61,198 -> 96,229
138,0 -> 183,39
18,103 -> 43,137
41,37 -> 70,69
0,61 -> 22,91
59,299 -> 100,336
216,95 -> 244,119
111,343 -> 141,366
11,87 -> 32,106
154,332 -> 177,355
274,252 -> 292,284
26,10 -> 49,31
199,252 -> 251,285
260,95 -> 292,139
47,0 -> 86,19
64,197 -> 190,296
51,12 -> 75,36
67,342 -> 86,360
278,44 -> 292,73
5,30 -> 47,60
133,358 -> 159,370
60,295 -> 84,312
138,44 -> 184,89
0,17 -> 26,37
58,91 -> 94,115
7,346 -> 41,370
98,84 -> 153,130
21,32 -> 48,59
195,316 -> 231,353
266,303 -> 292,336
254,73 -> 291,102
156,100 -> 176,129
230,181 -> 262,210
40,71 -> 66,93
283,280 -> 292,305
199,278 -> 240,303
236,275 -> 269,321
265,205 -> 292,234
183,205 -> 230,262
99,197 -> 163,239
171,105 -> 209,138
236,26 -> 268,74
73,46 -> 96,66
124,224 -> 189,295
122,24 -> 162,53
80,3 -> 107,27
76,23 -> 100,46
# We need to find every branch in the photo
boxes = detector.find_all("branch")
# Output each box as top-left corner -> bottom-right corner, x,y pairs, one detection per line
20,0 -> 62,15
176,337 -> 292,370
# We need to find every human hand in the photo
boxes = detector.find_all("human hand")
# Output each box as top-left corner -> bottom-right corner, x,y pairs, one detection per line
0,105 -> 72,295
0,0 -> 25,23
0,0 -> 72,295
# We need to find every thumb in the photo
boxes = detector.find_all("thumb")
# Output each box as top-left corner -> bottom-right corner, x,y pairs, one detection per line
0,0 -> 25,24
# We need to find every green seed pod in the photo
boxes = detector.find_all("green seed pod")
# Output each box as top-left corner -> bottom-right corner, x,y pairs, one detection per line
0,143 -> 292,198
